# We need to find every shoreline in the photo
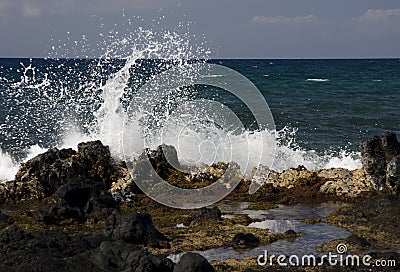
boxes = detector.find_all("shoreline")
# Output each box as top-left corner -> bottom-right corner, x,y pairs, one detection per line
0,134 -> 399,271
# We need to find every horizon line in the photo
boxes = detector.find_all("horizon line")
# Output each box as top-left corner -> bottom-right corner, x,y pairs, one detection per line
0,56 -> 399,60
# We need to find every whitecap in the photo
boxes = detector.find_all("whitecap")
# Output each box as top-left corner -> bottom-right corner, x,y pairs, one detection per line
0,150 -> 19,181
306,78 -> 329,82
200,74 -> 224,78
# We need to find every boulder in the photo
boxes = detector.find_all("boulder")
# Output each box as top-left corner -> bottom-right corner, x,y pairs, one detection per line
46,181 -> 118,223
104,211 -> 168,247
361,132 -> 400,193
0,224 -> 173,272
3,141 -> 123,203
386,155 -> 400,194
189,207 -> 221,225
87,240 -> 174,272
132,144 -> 182,182
319,168 -> 373,197
232,232 -> 260,249
173,252 -> 215,272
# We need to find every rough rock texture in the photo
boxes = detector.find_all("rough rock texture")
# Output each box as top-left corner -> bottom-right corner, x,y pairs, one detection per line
386,155 -> 400,194
0,224 -> 174,272
173,252 -> 215,272
132,144 -> 183,183
0,141 -> 219,272
45,181 -> 119,223
188,207 -> 222,226
104,210 -> 168,247
319,168 -> 373,197
251,165 -> 373,198
361,132 -> 400,193
231,232 -> 260,249
0,141 -> 125,203
327,194 -> 400,249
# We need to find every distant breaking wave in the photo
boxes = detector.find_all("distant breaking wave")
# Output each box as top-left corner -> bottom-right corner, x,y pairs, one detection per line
306,78 -> 330,82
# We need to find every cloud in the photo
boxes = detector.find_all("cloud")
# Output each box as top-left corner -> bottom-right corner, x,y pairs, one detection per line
251,14 -> 316,25
20,2 -> 41,18
359,8 -> 400,22
0,0 -> 11,13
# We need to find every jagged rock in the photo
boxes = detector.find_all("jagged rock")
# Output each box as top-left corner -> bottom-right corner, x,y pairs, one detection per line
386,155 -> 400,194
46,181 -> 118,223
2,141 -> 123,203
0,224 -> 173,272
12,147 -> 77,201
232,232 -> 260,249
251,165 -> 373,197
104,210 -> 168,247
173,252 -> 215,272
361,132 -> 400,192
132,144 -> 182,182
0,211 -> 12,229
86,240 -> 174,272
189,207 -> 221,225
110,163 -> 135,202
319,168 -> 373,197
328,194 -> 400,249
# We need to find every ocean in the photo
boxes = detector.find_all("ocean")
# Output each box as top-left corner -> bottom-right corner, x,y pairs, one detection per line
1,57 -> 400,180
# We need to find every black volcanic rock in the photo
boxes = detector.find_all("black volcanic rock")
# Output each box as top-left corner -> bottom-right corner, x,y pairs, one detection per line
232,232 -> 260,249
84,240 -> 174,272
132,144 -> 182,183
104,210 -> 168,247
188,207 -> 222,226
361,132 -> 400,194
0,224 -> 173,272
173,252 -> 215,272
45,181 -> 119,223
3,140 -> 122,203
0,140 -> 217,272
386,155 -> 400,195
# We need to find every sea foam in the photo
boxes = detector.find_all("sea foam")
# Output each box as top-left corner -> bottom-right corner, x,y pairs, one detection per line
0,22 -> 362,182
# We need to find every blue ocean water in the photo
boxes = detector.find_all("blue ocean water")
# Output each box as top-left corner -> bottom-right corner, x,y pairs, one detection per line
1,58 -> 400,179
212,59 -> 400,151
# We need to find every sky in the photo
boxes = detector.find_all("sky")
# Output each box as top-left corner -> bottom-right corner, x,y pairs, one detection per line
0,0 -> 400,58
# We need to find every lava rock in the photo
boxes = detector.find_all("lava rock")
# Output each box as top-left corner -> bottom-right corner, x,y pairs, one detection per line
0,211 -> 12,229
189,207 -> 221,225
0,224 -> 173,272
5,141 -> 122,203
12,147 -> 77,201
104,210 -> 168,247
86,240 -> 174,272
361,132 -> 400,193
173,252 -> 215,272
232,232 -> 260,249
132,144 -> 182,184
46,181 -> 118,223
386,155 -> 400,194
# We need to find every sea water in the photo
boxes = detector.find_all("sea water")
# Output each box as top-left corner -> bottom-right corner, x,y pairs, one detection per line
1,26 -> 400,181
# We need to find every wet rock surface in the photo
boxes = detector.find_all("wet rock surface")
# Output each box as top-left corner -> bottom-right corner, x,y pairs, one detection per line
327,194 -> 400,249
45,181 -> 119,223
0,141 -> 215,272
104,210 -> 168,247
1,141 -> 124,203
1,136 -> 400,271
361,132 -> 400,194
188,206 -> 222,225
231,232 -> 260,249
0,224 -> 174,272
173,252 -> 215,272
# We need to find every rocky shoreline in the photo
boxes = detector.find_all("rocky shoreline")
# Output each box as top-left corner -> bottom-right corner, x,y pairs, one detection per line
0,133 -> 400,271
